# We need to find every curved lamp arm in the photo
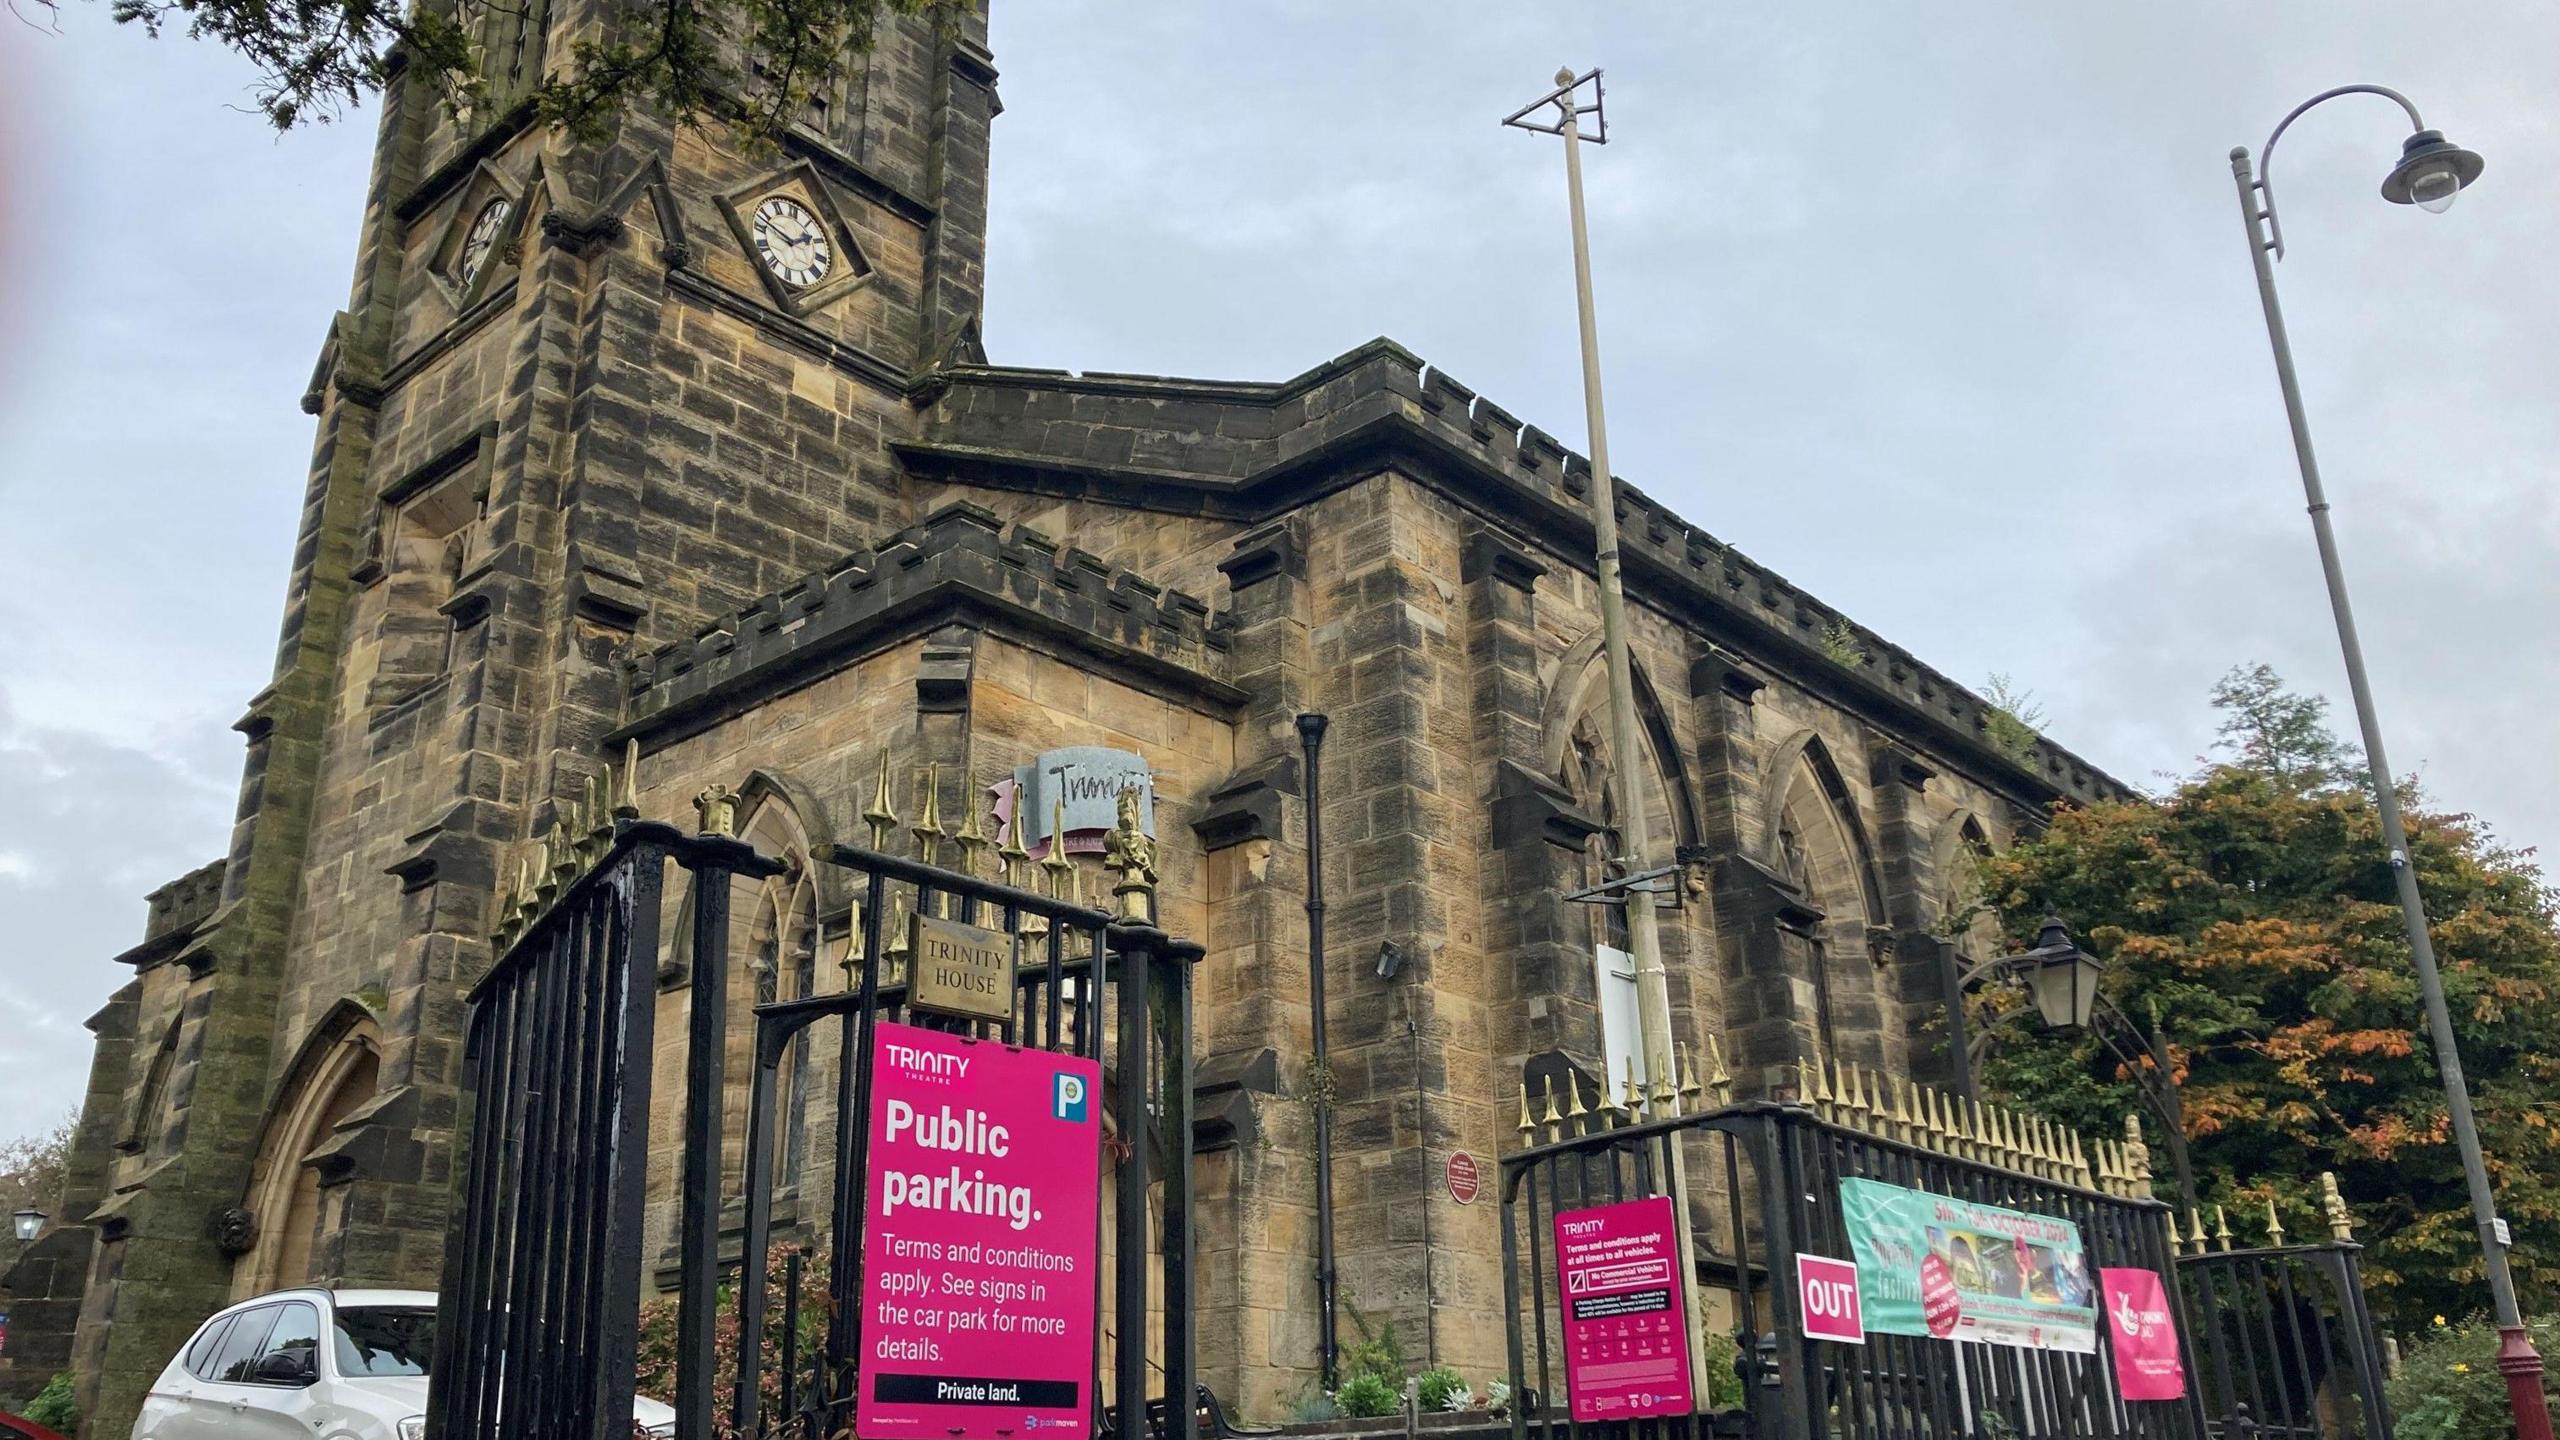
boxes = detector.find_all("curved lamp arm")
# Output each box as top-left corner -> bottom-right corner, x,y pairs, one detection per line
2254,84 -> 2427,261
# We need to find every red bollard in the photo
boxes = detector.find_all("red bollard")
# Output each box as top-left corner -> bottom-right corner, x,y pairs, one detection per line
2497,1326 -> 2555,1440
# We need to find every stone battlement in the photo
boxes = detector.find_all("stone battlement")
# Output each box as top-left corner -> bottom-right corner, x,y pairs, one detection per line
623,501 -> 1232,731
915,339 -> 2133,807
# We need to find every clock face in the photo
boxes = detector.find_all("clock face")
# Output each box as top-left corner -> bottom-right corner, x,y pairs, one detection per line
751,196 -> 833,288
458,199 -> 509,287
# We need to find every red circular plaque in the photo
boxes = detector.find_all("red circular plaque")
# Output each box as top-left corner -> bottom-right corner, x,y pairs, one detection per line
1445,1151 -> 1481,1205
1920,1253 -> 1964,1339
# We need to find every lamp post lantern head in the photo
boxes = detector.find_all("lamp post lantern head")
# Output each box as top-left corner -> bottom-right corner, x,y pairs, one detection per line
2381,129 -> 2484,213
13,1206 -> 44,1243
2018,915 -> 2105,1032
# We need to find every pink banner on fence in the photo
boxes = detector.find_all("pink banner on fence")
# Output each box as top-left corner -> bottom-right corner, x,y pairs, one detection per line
2100,1267 -> 2187,1401
1553,1196 -> 1694,1422
855,1022 -> 1103,1440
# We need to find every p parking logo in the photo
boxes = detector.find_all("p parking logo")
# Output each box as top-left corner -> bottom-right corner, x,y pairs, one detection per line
1052,1071 -> 1090,1123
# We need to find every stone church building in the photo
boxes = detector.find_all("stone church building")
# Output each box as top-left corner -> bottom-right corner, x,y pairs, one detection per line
5,6 -> 2132,1435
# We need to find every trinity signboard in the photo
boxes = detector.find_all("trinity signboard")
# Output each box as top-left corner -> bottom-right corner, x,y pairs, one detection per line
994,747 -> 1155,857
1551,1196 -> 1693,1422
907,913 -> 1018,1022
856,1023 -> 1103,1440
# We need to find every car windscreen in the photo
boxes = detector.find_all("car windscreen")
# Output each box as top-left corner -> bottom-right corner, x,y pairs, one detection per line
332,1306 -> 436,1378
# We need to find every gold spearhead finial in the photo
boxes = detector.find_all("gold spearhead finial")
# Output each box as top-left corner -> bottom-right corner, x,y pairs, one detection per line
1542,1076 -> 1563,1142
582,772 -> 610,852
533,833 -> 560,905
1517,1083 -> 1536,1142
1809,1052 -> 1835,1121
998,781 -> 1030,878
1678,1042 -> 1704,1109
614,737 -> 642,821
912,762 -> 945,865
513,858 -> 539,929
2321,1172 -> 2355,1242
1888,1076 -> 1912,1144
954,775 -> 989,874
1706,1034 -> 1733,1105
491,869 -> 517,946
1564,1071 -> 1588,1127
1041,793 -> 1073,897
1622,1056 -> 1645,1120
2214,1204 -> 2234,1252
2165,1207 -> 2184,1250
864,750 -> 898,850
2265,1197 -> 2287,1249
2185,1206 -> 2207,1256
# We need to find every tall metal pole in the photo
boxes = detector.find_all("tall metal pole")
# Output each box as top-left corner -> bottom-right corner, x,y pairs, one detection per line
1545,68 -> 1713,1409
2229,145 -> 2550,1439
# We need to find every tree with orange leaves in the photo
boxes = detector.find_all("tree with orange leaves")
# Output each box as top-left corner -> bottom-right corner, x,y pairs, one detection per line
1968,665 -> 2560,1331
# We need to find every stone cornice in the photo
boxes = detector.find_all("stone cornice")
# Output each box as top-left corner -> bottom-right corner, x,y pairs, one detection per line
616,502 -> 1239,748
899,342 -> 2133,812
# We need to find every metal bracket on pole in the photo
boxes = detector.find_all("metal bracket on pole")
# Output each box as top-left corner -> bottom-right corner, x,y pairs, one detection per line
1500,68 -> 1607,143
1562,864 -> 1683,911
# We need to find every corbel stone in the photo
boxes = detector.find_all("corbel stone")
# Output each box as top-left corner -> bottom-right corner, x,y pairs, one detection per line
567,549 -> 651,629
1461,529 -> 1547,593
1689,646 -> 1768,704
1490,760 -> 1604,852
914,627 -> 976,713
1217,519 -> 1306,592
1868,742 -> 1935,794
1189,755 -> 1301,852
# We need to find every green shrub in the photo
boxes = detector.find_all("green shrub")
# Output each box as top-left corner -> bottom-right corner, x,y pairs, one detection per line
1700,1330 -> 1744,1412
23,1373 -> 77,1433
1341,1312 -> 1405,1388
1334,1373 -> 1400,1419
1415,1365 -> 1469,1411
1283,1381 -> 1339,1424
2386,1314 -> 2560,1440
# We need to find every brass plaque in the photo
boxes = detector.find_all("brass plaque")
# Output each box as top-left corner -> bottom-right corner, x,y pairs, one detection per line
907,912 -> 1018,1021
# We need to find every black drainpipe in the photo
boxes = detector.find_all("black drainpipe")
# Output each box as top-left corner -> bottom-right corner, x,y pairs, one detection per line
1298,712 -> 1340,1388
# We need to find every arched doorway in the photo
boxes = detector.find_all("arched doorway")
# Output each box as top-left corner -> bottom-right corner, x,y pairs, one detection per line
235,1008 -> 382,1297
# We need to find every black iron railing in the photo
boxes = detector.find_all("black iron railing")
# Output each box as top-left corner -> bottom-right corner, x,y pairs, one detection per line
1500,1088 -> 2211,1440
2176,1240 -> 2391,1439
431,796 -> 1201,1440
427,820 -> 765,1440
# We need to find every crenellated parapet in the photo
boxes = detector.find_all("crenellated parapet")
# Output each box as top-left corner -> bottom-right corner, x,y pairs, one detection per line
620,501 -> 1237,740
907,339 -> 2134,809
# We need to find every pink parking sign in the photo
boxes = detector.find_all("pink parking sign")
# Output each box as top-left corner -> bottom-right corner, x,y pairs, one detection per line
1553,1196 -> 1694,1422
856,1022 -> 1103,1440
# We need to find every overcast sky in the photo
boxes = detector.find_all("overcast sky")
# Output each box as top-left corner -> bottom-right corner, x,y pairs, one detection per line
2,3 -> 2553,1147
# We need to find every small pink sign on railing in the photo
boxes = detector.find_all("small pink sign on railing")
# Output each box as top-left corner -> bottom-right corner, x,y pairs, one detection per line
1797,1254 -> 1866,1346
2101,1267 -> 2188,1401
1552,1196 -> 1694,1422
855,1022 -> 1104,1440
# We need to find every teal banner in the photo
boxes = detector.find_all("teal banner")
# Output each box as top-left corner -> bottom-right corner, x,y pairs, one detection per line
1839,1178 -> 2097,1353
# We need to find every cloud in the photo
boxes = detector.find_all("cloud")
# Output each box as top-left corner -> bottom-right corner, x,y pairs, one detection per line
1,2 -> 2552,1153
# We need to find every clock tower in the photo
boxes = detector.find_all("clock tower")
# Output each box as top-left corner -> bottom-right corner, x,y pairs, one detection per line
63,10 -> 997,1433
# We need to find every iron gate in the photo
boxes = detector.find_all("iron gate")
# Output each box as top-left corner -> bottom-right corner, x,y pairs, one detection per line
2175,1218 -> 2393,1439
427,765 -> 1201,1440
1499,1060 -> 2211,1440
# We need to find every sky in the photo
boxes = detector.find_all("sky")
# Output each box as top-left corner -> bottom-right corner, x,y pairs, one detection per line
1,3 -> 2553,1147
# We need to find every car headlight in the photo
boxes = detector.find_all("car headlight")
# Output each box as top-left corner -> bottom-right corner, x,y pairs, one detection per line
397,1416 -> 427,1440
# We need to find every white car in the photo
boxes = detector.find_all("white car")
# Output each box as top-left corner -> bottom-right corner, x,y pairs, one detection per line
133,1288 -> 676,1440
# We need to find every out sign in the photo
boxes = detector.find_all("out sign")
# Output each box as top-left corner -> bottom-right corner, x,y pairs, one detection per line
1798,1254 -> 1865,1346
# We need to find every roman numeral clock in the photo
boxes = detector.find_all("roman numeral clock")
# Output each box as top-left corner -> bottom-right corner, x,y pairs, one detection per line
713,169 -> 876,318
750,195 -> 833,289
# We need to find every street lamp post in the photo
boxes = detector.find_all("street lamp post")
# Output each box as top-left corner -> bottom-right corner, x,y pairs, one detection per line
10,1208 -> 41,1248
1504,67 -> 1714,1410
2226,87 -> 2549,1440
1940,919 -> 2201,1216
